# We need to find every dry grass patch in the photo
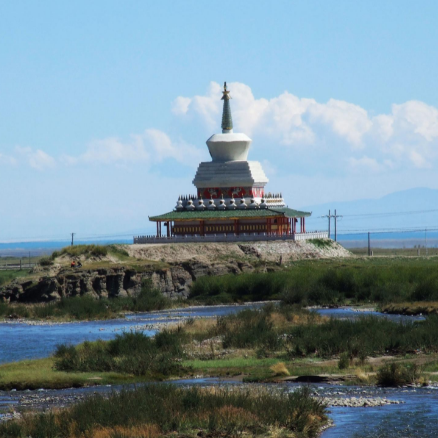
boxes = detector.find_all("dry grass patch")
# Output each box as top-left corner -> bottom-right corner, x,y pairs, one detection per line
381,301 -> 438,315
270,362 -> 290,377
91,425 -> 161,438
354,368 -> 369,382
179,317 -> 217,335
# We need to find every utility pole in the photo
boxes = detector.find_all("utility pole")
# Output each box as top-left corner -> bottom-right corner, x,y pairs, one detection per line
323,210 -> 342,241
425,228 -> 428,256
71,233 -> 75,246
325,210 -> 331,239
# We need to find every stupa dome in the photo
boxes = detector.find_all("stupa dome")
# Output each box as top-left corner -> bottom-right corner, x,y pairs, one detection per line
206,133 -> 252,162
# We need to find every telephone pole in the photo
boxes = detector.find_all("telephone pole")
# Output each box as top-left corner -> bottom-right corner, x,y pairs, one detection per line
71,233 -> 75,246
368,232 -> 371,256
323,210 -> 342,241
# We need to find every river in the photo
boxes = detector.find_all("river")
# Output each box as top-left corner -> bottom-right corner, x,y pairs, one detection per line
0,304 -> 434,437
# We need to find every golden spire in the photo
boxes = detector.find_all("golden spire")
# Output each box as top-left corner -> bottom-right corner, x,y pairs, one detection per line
221,81 -> 231,101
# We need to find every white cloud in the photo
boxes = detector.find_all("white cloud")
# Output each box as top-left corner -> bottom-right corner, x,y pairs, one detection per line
348,156 -> 384,173
0,153 -> 17,165
308,99 -> 372,146
173,81 -> 438,171
16,147 -> 55,170
62,129 -> 203,168
80,135 -> 148,165
392,101 -> 438,142
171,96 -> 192,115
409,150 -> 430,168
145,129 -> 202,165
8,82 -> 438,177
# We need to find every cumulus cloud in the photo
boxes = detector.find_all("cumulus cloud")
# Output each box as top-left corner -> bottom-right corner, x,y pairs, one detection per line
16,147 -> 55,170
173,81 -> 438,172
63,129 -> 203,168
8,83 -> 438,176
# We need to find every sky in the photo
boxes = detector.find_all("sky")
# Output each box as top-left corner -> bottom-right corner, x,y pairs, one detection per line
1,0 -> 438,241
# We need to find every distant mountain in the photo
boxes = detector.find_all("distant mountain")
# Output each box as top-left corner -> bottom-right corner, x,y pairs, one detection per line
1,188 -> 437,254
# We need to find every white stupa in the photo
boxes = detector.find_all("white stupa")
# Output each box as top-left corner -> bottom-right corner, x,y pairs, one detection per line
192,82 -> 269,199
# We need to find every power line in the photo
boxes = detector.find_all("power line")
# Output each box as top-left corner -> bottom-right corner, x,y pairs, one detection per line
337,227 -> 438,236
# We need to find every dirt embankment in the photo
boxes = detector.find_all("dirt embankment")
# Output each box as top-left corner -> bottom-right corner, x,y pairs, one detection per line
0,240 -> 350,303
122,240 -> 351,264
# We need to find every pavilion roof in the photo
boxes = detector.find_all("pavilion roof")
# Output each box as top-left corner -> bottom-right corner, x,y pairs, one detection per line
149,207 -> 311,221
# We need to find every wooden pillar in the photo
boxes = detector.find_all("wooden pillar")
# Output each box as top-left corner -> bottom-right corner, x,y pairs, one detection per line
303,217 -> 306,233
156,222 -> 159,238
200,220 -> 205,236
234,219 -> 239,235
166,221 -> 170,238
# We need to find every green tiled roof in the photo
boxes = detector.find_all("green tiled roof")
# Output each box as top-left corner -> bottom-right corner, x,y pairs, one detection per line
149,207 -> 311,221
271,207 -> 312,218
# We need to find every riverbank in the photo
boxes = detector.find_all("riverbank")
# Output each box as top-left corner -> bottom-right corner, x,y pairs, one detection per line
2,304 -> 438,392
0,384 -> 329,438
3,254 -> 438,324
0,241 -> 351,305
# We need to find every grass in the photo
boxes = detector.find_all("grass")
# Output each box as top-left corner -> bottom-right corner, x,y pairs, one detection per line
53,330 -> 185,378
0,269 -> 31,286
376,362 -> 421,386
189,256 -> 438,307
0,358 -> 135,391
350,247 -> 438,257
3,304 -> 438,390
183,304 -> 438,359
0,280 -> 173,321
0,384 -> 328,438
52,244 -> 109,259
308,238 -> 333,249
183,357 -> 281,369
380,301 -> 438,315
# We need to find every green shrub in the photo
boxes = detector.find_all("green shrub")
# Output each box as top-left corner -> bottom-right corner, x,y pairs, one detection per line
39,257 -> 54,266
377,362 -> 420,386
0,384 -> 327,438
54,331 -> 185,377
338,352 -> 350,369
309,238 -> 333,249
57,244 -> 108,258
132,279 -> 171,312
190,259 -> 438,306
107,245 -> 130,258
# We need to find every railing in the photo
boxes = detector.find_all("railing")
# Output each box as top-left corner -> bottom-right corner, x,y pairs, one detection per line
0,263 -> 37,270
133,231 -> 328,244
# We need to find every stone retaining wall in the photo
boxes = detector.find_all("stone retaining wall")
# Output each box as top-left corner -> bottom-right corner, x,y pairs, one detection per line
134,231 -> 328,245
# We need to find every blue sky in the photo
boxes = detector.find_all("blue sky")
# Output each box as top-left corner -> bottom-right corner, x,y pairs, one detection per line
1,0 -> 438,241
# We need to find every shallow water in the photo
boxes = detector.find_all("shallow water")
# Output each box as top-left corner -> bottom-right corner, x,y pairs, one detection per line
315,307 -> 425,322
0,304 -> 435,436
2,379 -> 438,437
0,305 -> 425,364
0,303 -> 265,364
317,385 -> 438,438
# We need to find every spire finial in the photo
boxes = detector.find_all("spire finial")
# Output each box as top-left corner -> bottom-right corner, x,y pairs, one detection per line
221,81 -> 233,133
222,82 -> 231,101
